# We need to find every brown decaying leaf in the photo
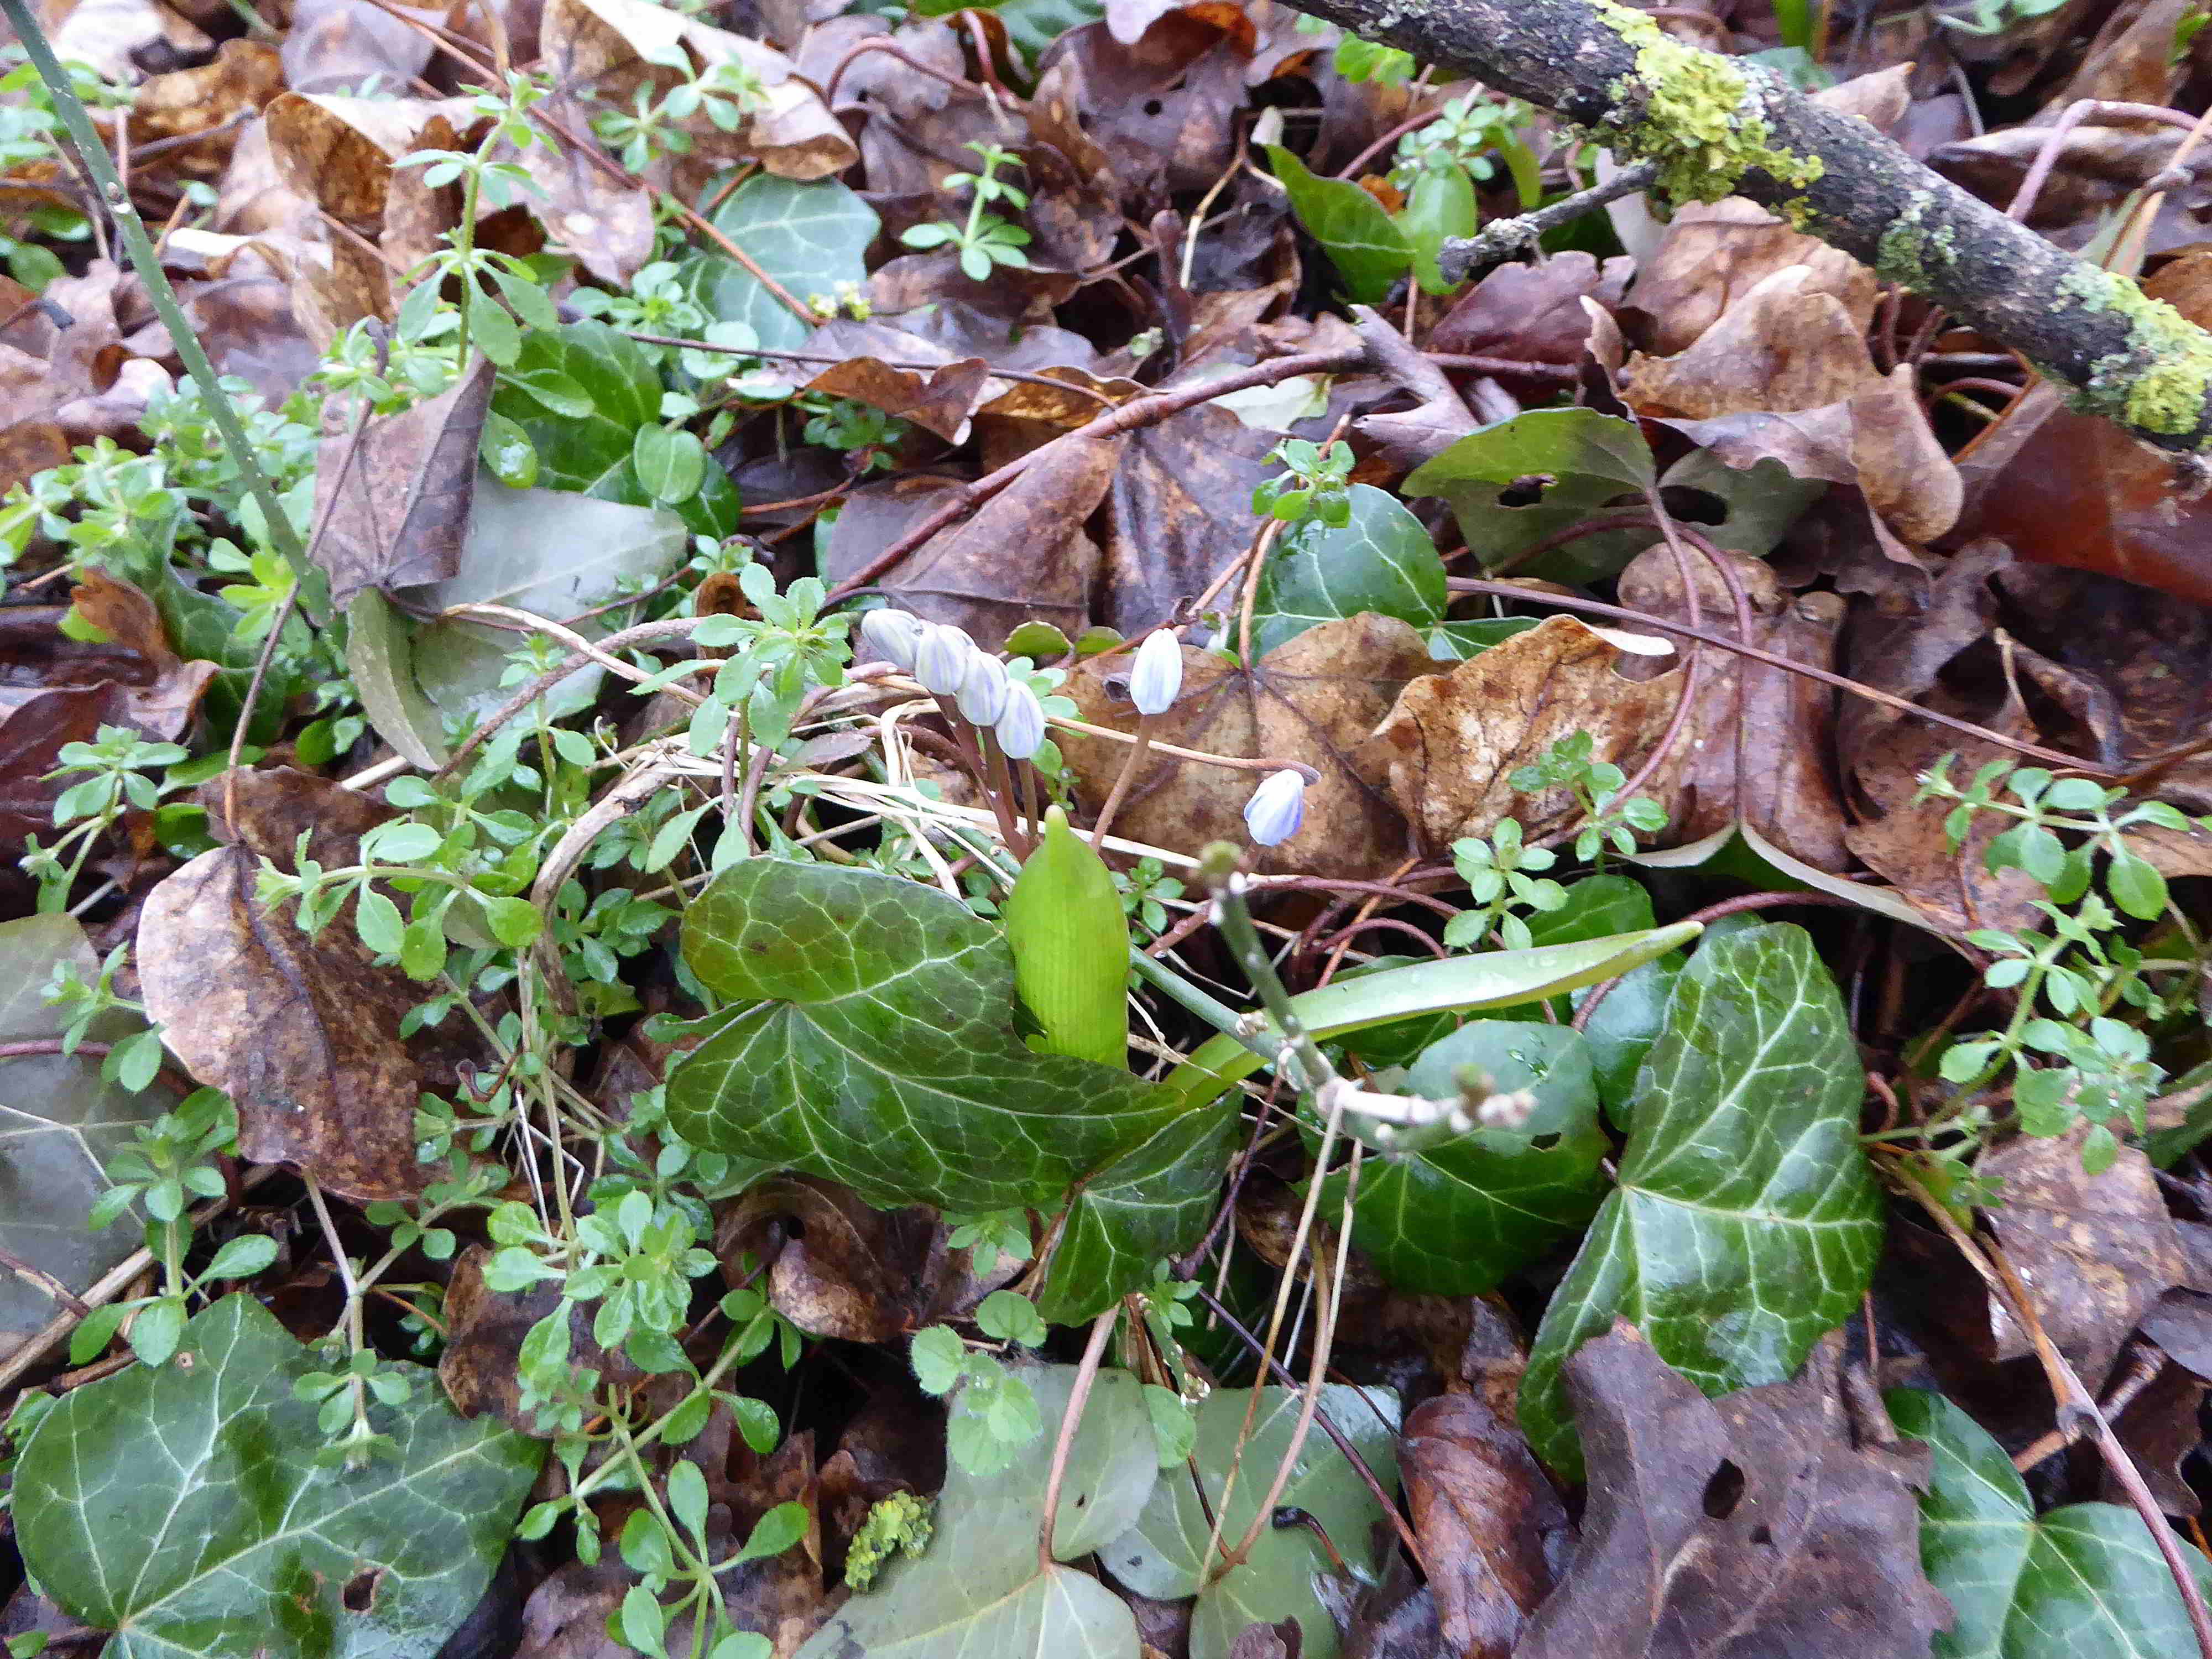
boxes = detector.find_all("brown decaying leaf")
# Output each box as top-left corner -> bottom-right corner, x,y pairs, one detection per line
280,0 -> 437,95
1400,1392 -> 1568,1659
1366,615 -> 1681,852
1613,544 -> 1851,871
67,569 -> 219,739
1978,1126 -> 2189,1393
135,768 -> 482,1203
1058,613 -> 1433,881
1100,400 -> 1283,636
263,93 -> 474,227
709,1430 -> 830,1659
826,434 -> 1118,646
1027,12 -> 1249,212
439,1245 -> 641,1434
311,354 -> 496,608
1624,265 -> 1961,548
1516,1323 -> 1948,1659
716,1177 -> 1006,1342
1429,253 -> 1630,378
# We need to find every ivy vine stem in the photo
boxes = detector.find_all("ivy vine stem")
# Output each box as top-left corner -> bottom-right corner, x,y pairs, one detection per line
0,0 -> 309,579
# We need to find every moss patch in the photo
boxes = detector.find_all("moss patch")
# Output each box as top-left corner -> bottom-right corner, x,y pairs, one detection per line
1590,0 -> 1823,205
2055,265 -> 2212,439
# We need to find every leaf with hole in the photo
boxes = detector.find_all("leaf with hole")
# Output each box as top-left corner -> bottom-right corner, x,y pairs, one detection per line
1520,924 -> 1885,1480
14,1293 -> 542,1659
1318,1021 -> 1607,1296
1403,408 -> 1657,584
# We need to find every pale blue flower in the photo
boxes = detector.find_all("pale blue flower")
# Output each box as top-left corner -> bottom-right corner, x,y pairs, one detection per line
954,649 -> 1010,726
859,607 -> 922,671
912,622 -> 973,696
994,680 -> 1046,760
1129,629 -> 1183,716
1243,769 -> 1307,846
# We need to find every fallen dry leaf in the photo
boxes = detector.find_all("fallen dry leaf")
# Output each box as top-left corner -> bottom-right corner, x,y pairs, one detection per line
1366,614 -> 1682,852
1979,1125 -> 2188,1393
1058,611 -> 1433,880
311,354 -> 495,608
1516,1323 -> 1947,1659
135,767 -> 481,1203
1401,1391 -> 1568,1659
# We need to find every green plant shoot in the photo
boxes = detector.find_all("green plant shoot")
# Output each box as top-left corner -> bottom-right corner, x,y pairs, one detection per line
1002,805 -> 1129,1069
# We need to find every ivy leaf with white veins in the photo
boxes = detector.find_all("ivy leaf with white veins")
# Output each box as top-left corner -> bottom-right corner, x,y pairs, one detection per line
1249,484 -> 1447,657
667,859 -> 1189,1213
1888,1387 -> 2212,1659
1520,924 -> 1885,1480
14,1293 -> 542,1659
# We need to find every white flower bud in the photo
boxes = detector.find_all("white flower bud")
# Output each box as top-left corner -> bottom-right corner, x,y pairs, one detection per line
912,622 -> 973,696
1243,768 -> 1307,846
954,650 -> 1009,726
858,607 -> 922,671
994,679 -> 1046,760
1128,629 -> 1184,717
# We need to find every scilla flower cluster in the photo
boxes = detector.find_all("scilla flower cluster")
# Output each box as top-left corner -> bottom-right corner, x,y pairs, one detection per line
858,608 -> 1307,846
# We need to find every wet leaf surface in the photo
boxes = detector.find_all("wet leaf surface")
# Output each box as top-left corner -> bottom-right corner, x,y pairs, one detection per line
17,1293 -> 543,1659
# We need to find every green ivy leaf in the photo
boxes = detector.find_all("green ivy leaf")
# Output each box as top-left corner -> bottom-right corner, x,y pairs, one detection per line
1887,1387 -> 2212,1658
1032,1102 -> 1237,1324
798,1364 -> 1154,1659
14,1294 -> 543,1659
1250,484 -> 1447,656
1101,1385 -> 1400,1659
1262,145 -> 1411,305
1520,925 -> 1884,1480
489,322 -> 738,536
686,174 -> 878,353
1321,1021 -> 1607,1296
667,860 -> 1190,1213
1402,408 -> 1657,584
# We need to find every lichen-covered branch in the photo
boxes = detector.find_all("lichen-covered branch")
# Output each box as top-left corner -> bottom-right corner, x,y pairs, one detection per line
1297,0 -> 2212,452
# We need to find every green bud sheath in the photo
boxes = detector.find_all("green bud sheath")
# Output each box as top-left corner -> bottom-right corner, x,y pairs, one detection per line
1002,805 -> 1130,1070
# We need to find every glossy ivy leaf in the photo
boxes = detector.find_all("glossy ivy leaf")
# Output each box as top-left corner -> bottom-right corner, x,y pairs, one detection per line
1887,1387 -> 2212,1658
798,1363 -> 1154,1659
14,1294 -> 542,1659
1319,1021 -> 1606,1296
1262,144 -> 1411,305
1102,1385 -> 1401,1659
1402,408 -> 1656,585
1032,1101 -> 1238,1325
1249,484 -> 1447,656
488,321 -> 737,536
0,915 -> 170,1352
1520,924 -> 1884,1480
688,174 -> 878,353
667,860 -> 1188,1213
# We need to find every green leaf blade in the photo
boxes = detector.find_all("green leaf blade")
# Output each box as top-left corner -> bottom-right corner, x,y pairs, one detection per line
1520,925 -> 1884,1480
15,1294 -> 543,1659
669,861 -> 1188,1214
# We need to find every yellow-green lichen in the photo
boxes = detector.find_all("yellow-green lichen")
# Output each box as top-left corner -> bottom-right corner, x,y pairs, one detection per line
1590,0 -> 1824,205
844,1491 -> 933,1591
2054,264 -> 2212,439
1876,193 -> 1958,290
